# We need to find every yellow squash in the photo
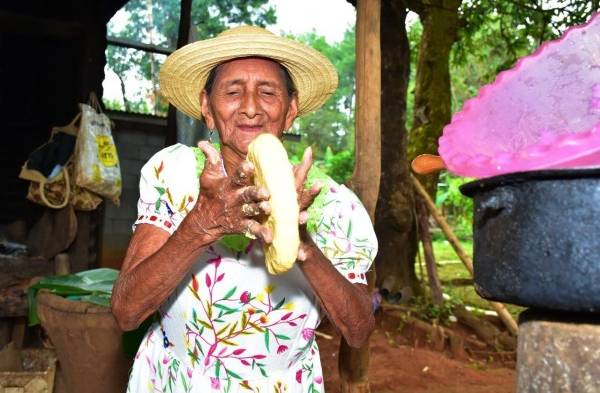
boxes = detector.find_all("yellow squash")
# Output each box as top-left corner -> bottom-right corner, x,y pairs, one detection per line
247,133 -> 299,274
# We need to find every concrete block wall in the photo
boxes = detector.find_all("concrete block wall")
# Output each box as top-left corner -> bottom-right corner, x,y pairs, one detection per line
99,112 -> 166,269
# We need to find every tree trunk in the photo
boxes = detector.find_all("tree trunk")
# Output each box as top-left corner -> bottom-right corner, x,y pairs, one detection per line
408,0 -> 461,198
373,0 -> 418,300
340,0 -> 380,392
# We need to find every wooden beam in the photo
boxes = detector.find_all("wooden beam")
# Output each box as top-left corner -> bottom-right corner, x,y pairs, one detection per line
107,36 -> 173,55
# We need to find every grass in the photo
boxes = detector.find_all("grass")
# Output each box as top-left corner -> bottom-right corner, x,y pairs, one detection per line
416,238 -> 524,320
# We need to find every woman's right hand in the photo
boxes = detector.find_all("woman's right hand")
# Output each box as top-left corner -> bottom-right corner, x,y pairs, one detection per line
184,141 -> 273,244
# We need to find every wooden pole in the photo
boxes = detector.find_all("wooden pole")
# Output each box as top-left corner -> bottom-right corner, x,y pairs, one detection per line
165,0 -> 192,146
411,175 -> 519,336
340,0 -> 381,392
416,197 -> 443,305
349,0 -> 381,216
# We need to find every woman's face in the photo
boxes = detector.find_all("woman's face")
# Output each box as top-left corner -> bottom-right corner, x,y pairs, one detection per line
201,57 -> 298,160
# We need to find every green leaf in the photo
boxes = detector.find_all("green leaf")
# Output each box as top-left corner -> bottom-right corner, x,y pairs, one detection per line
216,359 -> 221,378
273,297 -> 286,310
259,365 -> 268,378
222,286 -> 237,300
264,329 -> 270,351
226,368 -> 243,379
219,235 -> 250,252
274,334 -> 291,340
216,323 -> 230,338
154,186 -> 166,195
75,268 -> 119,283
214,304 -> 237,314
198,320 -> 212,329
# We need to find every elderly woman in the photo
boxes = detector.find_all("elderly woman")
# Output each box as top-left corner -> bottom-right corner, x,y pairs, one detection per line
112,26 -> 377,393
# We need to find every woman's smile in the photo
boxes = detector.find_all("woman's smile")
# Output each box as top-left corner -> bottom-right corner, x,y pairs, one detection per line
237,123 -> 264,133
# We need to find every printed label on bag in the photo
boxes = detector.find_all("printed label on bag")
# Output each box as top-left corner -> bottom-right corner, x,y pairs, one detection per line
93,164 -> 102,183
96,135 -> 118,167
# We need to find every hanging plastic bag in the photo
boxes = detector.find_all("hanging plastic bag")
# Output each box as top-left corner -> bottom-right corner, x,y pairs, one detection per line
74,93 -> 122,205
19,114 -> 103,211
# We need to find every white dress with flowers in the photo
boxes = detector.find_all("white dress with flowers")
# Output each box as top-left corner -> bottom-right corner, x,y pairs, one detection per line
126,144 -> 377,393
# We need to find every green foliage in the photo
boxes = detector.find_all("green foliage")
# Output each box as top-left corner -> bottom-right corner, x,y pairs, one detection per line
409,294 -> 458,325
405,19 -> 422,132
435,172 -> 473,239
104,0 -> 275,116
287,27 -> 356,160
317,147 -> 355,184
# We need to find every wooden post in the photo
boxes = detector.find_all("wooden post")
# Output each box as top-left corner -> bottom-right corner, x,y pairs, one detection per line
340,0 -> 381,392
416,197 -> 443,305
411,175 -> 519,335
350,0 -> 381,215
165,0 -> 193,146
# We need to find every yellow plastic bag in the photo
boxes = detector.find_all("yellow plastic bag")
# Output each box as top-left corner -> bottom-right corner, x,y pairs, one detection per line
74,97 -> 122,205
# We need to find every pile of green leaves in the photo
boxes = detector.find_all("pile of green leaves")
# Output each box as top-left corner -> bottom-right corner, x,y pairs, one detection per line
27,268 -> 118,326
27,268 -> 151,358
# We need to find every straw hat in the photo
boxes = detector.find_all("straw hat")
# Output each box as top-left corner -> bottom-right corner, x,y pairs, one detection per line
159,25 -> 339,120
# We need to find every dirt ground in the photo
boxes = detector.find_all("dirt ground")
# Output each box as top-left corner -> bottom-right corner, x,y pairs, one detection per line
316,312 -> 517,393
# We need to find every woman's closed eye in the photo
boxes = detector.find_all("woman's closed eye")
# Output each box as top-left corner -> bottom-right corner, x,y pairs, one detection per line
260,88 -> 276,96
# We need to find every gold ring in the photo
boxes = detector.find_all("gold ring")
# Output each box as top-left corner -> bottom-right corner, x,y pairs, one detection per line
243,221 -> 257,239
241,203 -> 254,216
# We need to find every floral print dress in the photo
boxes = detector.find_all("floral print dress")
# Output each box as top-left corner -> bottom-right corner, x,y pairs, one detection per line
127,144 -> 377,393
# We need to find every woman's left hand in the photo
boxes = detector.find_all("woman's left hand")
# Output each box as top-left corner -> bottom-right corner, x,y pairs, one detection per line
292,147 -> 323,259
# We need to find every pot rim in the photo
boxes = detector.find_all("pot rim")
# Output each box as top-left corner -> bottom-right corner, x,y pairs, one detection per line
460,167 -> 600,197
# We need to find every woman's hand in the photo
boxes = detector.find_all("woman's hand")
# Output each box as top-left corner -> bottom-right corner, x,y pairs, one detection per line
185,141 -> 273,243
292,147 -> 323,260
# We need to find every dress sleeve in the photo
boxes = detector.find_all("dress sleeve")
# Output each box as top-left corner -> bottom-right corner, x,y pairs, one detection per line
134,144 -> 199,235
308,182 -> 378,285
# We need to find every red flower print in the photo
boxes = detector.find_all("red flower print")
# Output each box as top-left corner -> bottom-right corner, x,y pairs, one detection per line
296,369 -> 302,383
259,315 -> 268,324
205,273 -> 212,287
277,345 -> 288,354
240,291 -> 250,304
210,377 -> 220,389
301,328 -> 314,341
315,375 -> 323,384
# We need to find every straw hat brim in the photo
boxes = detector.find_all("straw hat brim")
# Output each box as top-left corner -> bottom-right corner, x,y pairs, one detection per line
159,30 -> 339,120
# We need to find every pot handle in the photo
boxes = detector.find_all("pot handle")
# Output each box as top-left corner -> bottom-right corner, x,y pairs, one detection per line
474,188 -> 514,228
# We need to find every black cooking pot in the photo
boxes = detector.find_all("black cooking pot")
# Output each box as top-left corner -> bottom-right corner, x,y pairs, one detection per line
460,168 -> 600,312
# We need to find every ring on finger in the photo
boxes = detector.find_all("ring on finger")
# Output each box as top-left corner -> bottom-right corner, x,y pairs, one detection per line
243,221 -> 257,239
241,203 -> 255,216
